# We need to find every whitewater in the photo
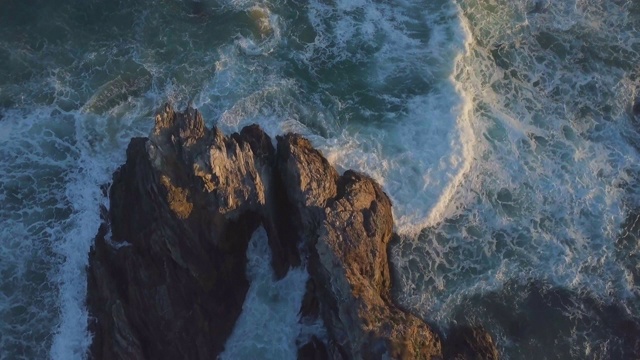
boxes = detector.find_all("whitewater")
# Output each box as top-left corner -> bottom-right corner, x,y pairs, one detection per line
0,0 -> 638,358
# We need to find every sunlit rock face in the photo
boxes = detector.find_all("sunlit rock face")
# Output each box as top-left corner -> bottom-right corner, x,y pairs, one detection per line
88,104 -> 274,360
87,104 -> 496,359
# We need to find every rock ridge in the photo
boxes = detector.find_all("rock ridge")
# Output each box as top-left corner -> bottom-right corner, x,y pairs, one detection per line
87,104 -> 497,359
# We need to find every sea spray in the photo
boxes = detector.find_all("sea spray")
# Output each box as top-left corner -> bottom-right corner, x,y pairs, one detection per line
391,0 -> 640,358
220,227 -> 325,359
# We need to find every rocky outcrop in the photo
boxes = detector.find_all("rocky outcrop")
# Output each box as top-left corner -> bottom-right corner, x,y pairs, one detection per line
88,105 -> 280,359
88,104 -> 490,359
443,326 -> 499,360
277,140 -> 442,358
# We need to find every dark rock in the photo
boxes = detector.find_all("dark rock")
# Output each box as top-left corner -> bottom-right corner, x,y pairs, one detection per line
279,153 -> 443,359
276,133 -> 339,238
88,104 -> 446,360
88,104 -> 281,359
299,279 -> 320,321
316,171 -> 442,359
238,125 -> 301,279
443,326 -> 499,360
297,336 -> 329,360
447,279 -> 640,359
189,1 -> 207,17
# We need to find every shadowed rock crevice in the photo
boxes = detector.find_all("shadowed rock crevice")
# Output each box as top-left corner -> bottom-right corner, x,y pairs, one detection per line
443,326 -> 499,360
87,104 -> 497,360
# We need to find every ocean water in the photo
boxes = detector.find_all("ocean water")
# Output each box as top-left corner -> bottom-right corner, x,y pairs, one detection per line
0,0 -> 638,359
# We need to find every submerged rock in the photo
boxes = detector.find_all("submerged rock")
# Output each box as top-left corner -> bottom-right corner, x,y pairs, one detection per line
446,278 -> 638,360
443,326 -> 499,360
88,104 -> 452,359
189,1 -> 206,17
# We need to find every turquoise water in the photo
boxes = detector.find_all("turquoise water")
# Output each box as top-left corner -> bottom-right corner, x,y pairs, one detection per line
0,0 -> 638,358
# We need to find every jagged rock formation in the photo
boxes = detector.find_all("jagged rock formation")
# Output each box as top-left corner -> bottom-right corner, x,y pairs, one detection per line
87,104 -> 497,359
278,139 -> 441,358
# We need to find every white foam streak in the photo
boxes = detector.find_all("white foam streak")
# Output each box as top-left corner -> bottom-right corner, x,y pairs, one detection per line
0,107 -> 78,359
49,102 -> 150,359
426,32 -> 477,229
220,227 -> 324,360
300,0 -> 474,234
193,0 -> 474,237
49,115 -> 109,359
390,4 -> 640,353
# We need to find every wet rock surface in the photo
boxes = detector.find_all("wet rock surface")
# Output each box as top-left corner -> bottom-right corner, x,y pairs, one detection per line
88,106 -> 270,359
87,104 -> 494,359
443,326 -> 499,360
